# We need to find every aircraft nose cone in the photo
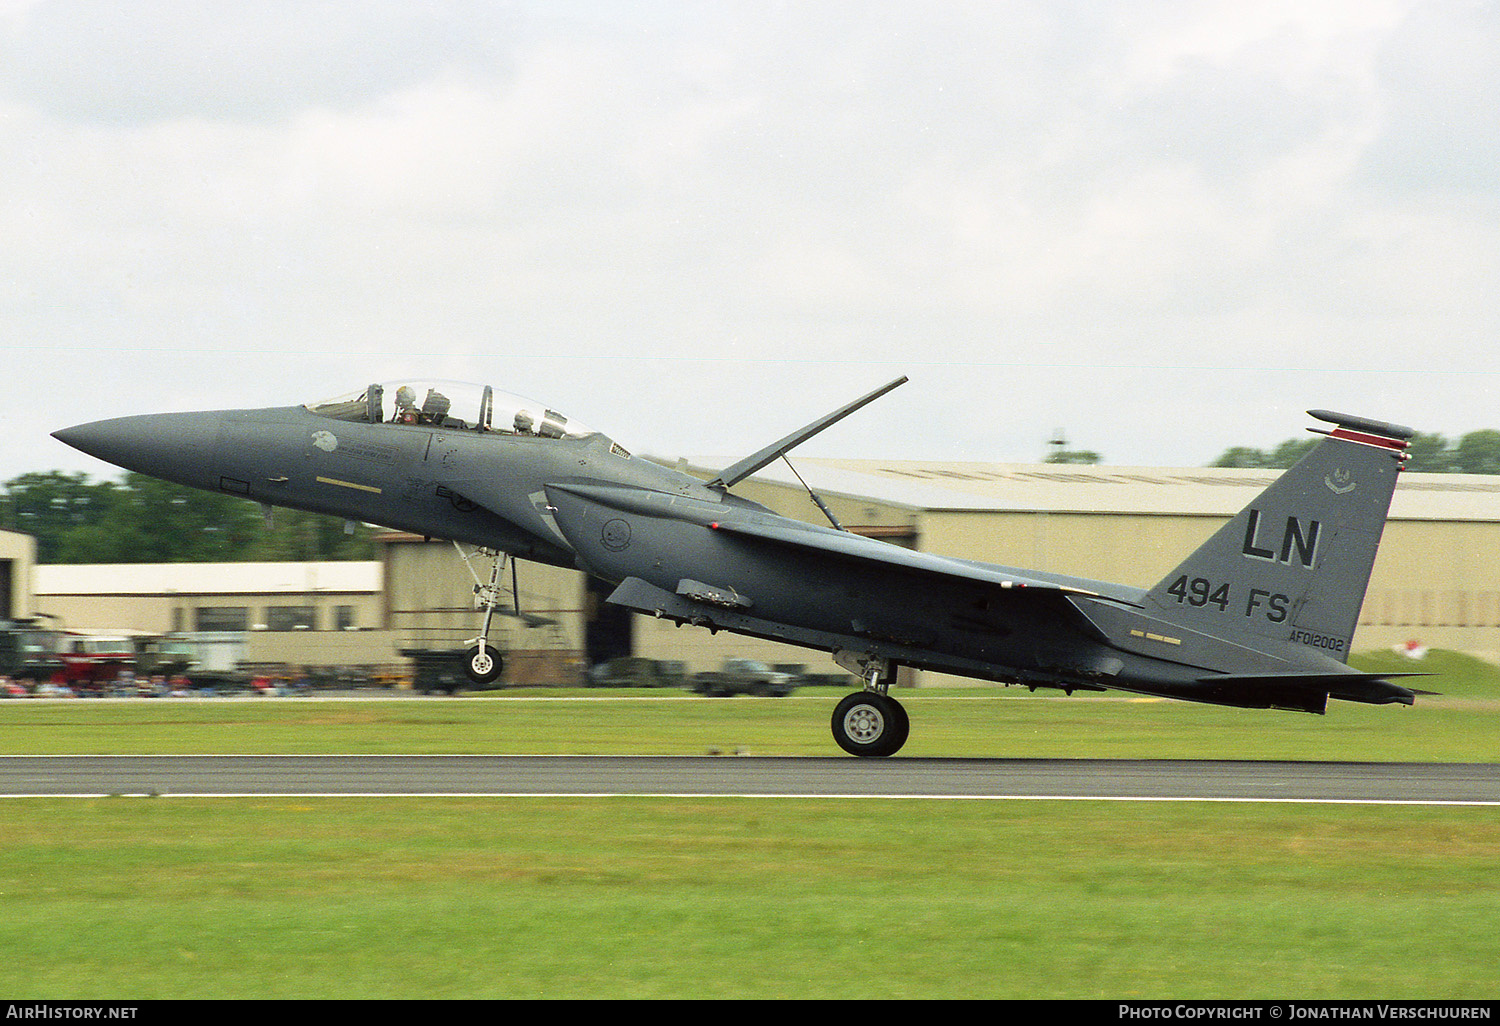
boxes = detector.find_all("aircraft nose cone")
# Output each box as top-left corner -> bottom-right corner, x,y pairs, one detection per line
52,412 -> 223,488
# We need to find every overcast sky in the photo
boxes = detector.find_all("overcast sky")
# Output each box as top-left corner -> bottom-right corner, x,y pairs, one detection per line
3,0 -> 1497,484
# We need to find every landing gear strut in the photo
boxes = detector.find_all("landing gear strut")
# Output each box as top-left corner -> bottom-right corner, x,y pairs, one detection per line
830,652 -> 909,757
457,543 -> 508,685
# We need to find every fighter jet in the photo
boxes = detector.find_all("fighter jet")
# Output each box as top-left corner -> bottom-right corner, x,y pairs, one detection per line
54,378 -> 1424,756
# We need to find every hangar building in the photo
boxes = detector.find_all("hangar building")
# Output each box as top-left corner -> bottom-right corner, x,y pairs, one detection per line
1,527 -> 36,623
34,561 -> 383,671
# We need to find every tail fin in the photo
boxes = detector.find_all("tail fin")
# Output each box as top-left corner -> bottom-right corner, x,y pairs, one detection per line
1145,410 -> 1412,663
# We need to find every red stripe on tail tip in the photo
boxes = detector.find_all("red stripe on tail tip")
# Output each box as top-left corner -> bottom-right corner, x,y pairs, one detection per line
1330,427 -> 1409,451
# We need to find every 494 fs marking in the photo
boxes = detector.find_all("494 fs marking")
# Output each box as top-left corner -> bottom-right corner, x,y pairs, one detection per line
1163,575 -> 1291,622
1161,576 -> 1347,653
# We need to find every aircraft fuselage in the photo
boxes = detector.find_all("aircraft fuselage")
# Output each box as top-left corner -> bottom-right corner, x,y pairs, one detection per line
54,382 -> 1423,756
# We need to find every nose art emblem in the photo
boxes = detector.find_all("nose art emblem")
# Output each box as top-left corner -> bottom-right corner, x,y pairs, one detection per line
311,431 -> 338,453
601,518 -> 632,551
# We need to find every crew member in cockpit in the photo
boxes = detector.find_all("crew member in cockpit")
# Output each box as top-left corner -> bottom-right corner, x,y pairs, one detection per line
394,386 -> 419,425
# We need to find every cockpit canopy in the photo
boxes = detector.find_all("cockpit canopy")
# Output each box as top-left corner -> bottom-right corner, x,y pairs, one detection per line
305,381 -> 599,440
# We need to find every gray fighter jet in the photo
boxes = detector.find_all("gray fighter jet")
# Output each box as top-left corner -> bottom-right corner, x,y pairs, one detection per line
54,378 -> 1424,756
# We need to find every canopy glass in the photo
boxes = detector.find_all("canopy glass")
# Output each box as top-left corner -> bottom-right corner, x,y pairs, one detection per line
305,380 -> 598,440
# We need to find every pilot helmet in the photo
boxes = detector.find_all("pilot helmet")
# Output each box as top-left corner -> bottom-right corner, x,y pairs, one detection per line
395,385 -> 415,407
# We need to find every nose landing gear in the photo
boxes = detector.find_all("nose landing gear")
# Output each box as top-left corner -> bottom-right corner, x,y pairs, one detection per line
457,543 -> 509,685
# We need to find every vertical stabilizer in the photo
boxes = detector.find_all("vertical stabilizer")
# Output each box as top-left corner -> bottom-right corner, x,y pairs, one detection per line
1145,411 -> 1412,662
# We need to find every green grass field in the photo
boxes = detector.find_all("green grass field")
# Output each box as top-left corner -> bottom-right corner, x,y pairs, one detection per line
0,690 -> 1494,761
2,798 -> 1496,1000
1,650 -> 1496,1000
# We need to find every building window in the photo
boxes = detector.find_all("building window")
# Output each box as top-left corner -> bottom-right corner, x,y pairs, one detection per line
264,606 -> 317,631
195,606 -> 249,631
334,605 -> 356,630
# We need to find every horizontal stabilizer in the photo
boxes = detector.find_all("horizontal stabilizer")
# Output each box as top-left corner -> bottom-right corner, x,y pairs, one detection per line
1197,671 -> 1431,707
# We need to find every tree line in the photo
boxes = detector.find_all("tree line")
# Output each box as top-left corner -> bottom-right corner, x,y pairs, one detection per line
1047,427 -> 1500,472
1210,429 -> 1500,472
1,471 -> 374,564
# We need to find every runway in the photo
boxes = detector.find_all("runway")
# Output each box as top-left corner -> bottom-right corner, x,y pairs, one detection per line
2,754 -> 1498,803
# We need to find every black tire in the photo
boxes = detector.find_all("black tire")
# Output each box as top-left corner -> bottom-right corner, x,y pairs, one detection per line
831,692 -> 909,757
464,644 -> 504,685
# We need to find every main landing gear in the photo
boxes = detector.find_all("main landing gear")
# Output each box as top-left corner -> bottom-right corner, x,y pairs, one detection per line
830,654 -> 909,758
457,544 -> 508,685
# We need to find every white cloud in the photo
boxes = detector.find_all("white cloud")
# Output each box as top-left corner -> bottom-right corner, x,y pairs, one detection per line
2,1 -> 1497,484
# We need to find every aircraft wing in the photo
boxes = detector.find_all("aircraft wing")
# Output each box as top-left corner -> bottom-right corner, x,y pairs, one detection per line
707,516 -> 1142,605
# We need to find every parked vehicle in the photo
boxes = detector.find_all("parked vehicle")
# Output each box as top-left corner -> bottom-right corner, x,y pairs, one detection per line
0,619 -> 64,684
57,632 -> 138,696
690,659 -> 798,697
588,657 -> 686,688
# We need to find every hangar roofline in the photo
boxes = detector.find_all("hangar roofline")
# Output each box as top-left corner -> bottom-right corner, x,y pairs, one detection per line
656,456 -> 1500,522
34,561 -> 382,598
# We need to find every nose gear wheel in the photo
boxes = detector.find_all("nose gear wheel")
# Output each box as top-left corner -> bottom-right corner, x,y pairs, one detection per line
466,643 -> 504,684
